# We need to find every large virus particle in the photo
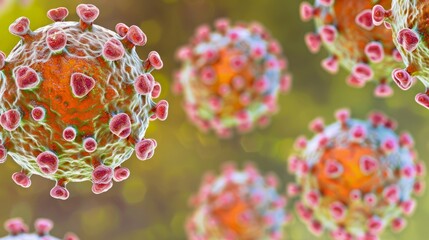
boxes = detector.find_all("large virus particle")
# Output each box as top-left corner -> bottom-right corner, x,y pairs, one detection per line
1,218 -> 78,240
0,4 -> 168,200
373,1 -> 429,110
174,19 -> 291,138
288,109 -> 424,239
186,163 -> 289,240
300,0 -> 404,97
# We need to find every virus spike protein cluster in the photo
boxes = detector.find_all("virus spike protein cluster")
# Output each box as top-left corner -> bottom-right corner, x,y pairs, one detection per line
372,1 -> 429,110
300,0 -> 404,97
174,19 -> 292,138
1,218 -> 78,240
288,109 -> 424,239
186,164 -> 289,240
0,4 -> 168,200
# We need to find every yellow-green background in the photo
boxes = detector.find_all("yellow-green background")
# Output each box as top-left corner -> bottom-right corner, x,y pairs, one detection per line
0,0 -> 427,239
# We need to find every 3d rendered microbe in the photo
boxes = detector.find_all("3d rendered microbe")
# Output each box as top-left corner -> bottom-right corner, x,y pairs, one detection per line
372,1 -> 429,110
1,218 -> 78,240
300,0 -> 404,97
288,109 -> 425,239
174,19 -> 292,138
186,163 -> 289,240
0,4 -> 169,200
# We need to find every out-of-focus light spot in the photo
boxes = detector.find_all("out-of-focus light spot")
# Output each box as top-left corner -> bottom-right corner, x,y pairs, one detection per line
240,135 -> 263,153
271,138 -> 293,159
140,20 -> 162,45
122,178 -> 147,204
170,211 -> 188,237
80,205 -> 119,238
10,202 -> 33,221
196,133 -> 219,147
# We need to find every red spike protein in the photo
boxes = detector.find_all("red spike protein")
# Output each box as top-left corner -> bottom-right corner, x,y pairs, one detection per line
1,218 -> 78,240
300,0 -> 403,97
174,19 -> 292,138
288,109 -> 424,239
372,1 -> 429,110
0,4 -> 168,200
186,163 -> 289,240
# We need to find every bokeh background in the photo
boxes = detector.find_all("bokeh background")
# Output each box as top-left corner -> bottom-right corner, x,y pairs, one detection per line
0,0 -> 428,239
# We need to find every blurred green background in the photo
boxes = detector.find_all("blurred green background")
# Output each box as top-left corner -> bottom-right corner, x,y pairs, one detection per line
0,0 -> 428,239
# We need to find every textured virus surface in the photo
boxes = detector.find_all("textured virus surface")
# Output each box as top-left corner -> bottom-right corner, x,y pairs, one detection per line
186,164 -> 289,240
1,218 -> 78,240
373,1 -> 429,110
174,19 -> 291,138
0,4 -> 168,200
288,109 -> 425,239
300,0 -> 404,97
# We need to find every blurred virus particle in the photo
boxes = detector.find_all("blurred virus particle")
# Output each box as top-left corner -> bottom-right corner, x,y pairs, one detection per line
0,0 -> 11,12
0,4 -> 169,200
186,163 -> 289,240
0,0 -> 32,14
373,1 -> 429,110
174,19 -> 292,138
288,109 -> 425,239
300,0 -> 404,97
1,218 -> 78,240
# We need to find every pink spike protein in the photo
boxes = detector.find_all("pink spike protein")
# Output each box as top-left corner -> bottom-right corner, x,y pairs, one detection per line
174,19 -> 292,138
300,0 -> 403,97
186,163 -> 289,240
288,109 -> 424,239
372,1 -> 429,110
0,4 -> 168,200
1,218 -> 78,240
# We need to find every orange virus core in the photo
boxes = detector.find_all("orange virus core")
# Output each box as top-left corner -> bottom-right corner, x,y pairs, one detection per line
328,0 -> 395,61
186,165 -> 288,239
208,49 -> 256,116
314,145 -> 384,203
208,185 -> 263,238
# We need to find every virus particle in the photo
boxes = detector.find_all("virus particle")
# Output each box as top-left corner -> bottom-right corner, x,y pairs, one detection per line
174,19 -> 291,138
0,0 -> 32,14
186,163 -> 289,240
0,4 -> 168,200
372,1 -> 429,110
0,0 -> 12,14
288,109 -> 424,239
300,0 -> 404,97
1,218 -> 78,240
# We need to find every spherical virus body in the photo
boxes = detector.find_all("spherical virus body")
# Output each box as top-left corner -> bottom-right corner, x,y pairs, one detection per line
186,164 -> 289,240
373,1 -> 429,110
174,19 -> 292,138
288,109 -> 424,239
0,4 -> 169,200
1,218 -> 78,240
300,0 -> 404,97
